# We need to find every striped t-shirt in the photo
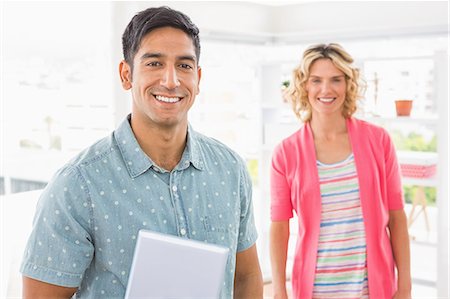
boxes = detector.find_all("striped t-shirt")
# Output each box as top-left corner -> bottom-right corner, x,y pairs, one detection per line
312,154 -> 369,298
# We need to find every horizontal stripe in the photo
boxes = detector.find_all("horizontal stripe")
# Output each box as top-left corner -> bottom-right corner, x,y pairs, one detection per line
322,204 -> 361,214
314,288 -> 368,293
322,198 -> 359,206
316,262 -> 367,269
318,171 -> 357,182
317,163 -> 354,171
318,158 -> 355,169
317,249 -> 367,258
318,245 -> 366,253
320,181 -> 359,193
320,218 -> 363,227
316,253 -> 366,263
320,212 -> 364,222
319,236 -> 365,244
315,266 -> 366,274
319,228 -> 365,237
315,274 -> 367,283
322,189 -> 359,197
319,174 -> 358,185
318,236 -> 360,244
314,278 -> 368,286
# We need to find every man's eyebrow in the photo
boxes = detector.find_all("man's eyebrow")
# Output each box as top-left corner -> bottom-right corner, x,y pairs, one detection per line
140,53 -> 163,61
178,55 -> 196,63
139,53 -> 197,63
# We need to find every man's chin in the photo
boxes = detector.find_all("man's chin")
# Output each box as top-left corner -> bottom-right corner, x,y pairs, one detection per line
155,118 -> 188,129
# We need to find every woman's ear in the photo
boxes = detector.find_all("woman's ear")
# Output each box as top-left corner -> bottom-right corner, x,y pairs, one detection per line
119,60 -> 132,90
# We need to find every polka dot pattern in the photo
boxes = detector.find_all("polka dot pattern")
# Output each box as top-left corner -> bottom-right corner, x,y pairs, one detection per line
20,117 -> 258,298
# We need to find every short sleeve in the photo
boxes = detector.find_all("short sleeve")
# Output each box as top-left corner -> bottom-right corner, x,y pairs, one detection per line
236,161 -> 258,252
382,130 -> 404,210
270,143 -> 293,221
20,165 -> 94,287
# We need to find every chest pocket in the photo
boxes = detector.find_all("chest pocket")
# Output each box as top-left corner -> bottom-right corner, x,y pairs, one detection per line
201,213 -> 239,248
202,215 -> 230,233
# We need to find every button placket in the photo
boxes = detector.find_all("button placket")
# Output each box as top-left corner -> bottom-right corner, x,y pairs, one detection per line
170,171 -> 188,237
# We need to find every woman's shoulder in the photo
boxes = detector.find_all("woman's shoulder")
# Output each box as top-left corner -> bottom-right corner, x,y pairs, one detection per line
271,124 -> 311,166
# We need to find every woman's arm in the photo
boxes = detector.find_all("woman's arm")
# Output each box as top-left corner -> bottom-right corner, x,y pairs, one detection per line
388,209 -> 412,299
270,221 -> 290,299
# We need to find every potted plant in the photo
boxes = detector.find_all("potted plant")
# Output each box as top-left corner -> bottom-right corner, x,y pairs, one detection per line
395,99 -> 413,116
281,80 -> 290,102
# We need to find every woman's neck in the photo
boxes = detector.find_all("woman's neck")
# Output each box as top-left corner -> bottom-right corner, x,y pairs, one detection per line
309,114 -> 347,141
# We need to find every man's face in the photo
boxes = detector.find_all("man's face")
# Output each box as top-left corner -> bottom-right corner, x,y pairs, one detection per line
120,27 -> 201,129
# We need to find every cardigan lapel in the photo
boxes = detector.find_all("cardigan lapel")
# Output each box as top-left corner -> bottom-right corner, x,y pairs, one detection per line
297,122 -> 323,298
346,117 -> 379,296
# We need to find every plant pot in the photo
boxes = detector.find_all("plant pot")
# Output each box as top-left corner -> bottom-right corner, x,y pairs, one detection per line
395,100 -> 413,116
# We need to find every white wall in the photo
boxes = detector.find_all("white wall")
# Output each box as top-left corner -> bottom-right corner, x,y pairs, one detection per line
123,1 -> 272,34
116,1 -> 448,43
110,1 -> 448,125
271,1 -> 448,42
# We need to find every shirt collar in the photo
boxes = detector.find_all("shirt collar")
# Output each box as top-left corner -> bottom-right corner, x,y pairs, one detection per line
114,115 -> 204,178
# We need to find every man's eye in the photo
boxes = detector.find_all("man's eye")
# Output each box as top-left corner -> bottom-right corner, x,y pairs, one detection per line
146,61 -> 161,67
179,64 -> 193,69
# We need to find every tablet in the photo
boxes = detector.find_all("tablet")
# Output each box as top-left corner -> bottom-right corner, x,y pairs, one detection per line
124,229 -> 230,299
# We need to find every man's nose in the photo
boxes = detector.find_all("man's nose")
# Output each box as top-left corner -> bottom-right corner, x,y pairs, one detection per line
160,66 -> 180,89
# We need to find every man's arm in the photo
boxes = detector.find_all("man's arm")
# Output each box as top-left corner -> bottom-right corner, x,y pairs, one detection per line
233,244 -> 263,299
388,209 -> 412,299
23,276 -> 77,299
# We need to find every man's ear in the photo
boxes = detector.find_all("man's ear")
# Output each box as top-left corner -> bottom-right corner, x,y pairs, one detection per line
196,66 -> 202,95
119,60 -> 132,90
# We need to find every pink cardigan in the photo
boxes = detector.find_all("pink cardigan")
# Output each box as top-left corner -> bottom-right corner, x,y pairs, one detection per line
270,117 -> 404,299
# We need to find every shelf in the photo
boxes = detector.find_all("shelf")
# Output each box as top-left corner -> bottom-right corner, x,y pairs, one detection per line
361,115 -> 438,126
402,177 -> 437,187
397,151 -> 438,164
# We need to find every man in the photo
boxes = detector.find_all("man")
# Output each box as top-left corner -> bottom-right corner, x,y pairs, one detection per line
21,6 -> 263,298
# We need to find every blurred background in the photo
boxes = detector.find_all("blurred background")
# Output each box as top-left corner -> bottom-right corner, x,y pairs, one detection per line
1,1 -> 448,298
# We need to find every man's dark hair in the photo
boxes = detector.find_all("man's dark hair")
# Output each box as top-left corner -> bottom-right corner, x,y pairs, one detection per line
122,6 -> 201,68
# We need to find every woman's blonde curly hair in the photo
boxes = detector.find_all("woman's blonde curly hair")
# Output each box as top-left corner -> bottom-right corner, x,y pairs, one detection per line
285,43 -> 365,122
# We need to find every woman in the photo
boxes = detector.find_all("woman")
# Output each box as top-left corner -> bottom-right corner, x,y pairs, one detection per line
269,43 -> 411,299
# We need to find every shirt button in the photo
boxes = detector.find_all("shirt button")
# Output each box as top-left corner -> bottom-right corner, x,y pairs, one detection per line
180,228 -> 186,236
172,185 -> 178,192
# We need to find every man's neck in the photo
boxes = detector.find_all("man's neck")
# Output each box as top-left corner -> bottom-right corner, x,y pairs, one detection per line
130,116 -> 187,171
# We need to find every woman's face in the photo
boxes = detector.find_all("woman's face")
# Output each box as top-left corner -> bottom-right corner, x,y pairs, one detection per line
305,58 -> 347,119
